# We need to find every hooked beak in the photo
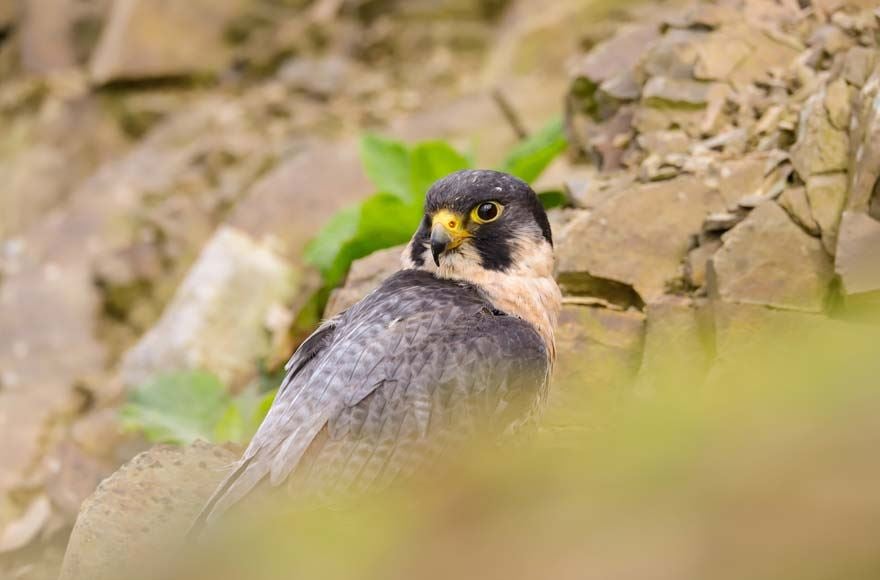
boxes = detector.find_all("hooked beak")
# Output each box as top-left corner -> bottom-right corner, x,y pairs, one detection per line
430,209 -> 469,266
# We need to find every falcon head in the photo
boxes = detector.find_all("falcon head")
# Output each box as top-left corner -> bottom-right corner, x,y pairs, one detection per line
404,170 -> 554,276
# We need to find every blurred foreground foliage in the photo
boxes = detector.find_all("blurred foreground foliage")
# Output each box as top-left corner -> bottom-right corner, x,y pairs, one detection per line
132,309 -> 880,580
306,118 -> 567,288
122,371 -> 277,445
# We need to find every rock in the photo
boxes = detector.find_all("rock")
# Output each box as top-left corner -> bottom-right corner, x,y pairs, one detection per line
44,440 -> 115,520
834,211 -> 880,300
574,23 -> 660,87
59,442 -> 237,580
842,46 -> 877,87
228,140 -> 375,253
633,296 -> 712,395
685,237 -> 722,289
642,76 -> 712,107
566,171 -> 635,210
641,29 -> 704,79
548,304 -> 645,427
707,202 -> 834,313
278,55 -> 352,98
824,77 -> 852,131
0,3 -> 14,31
324,246 -> 404,317
790,90 -> 849,179
637,129 -> 690,157
715,156 -> 770,208
19,0 -> 77,74
848,68 -> 880,215
703,211 -> 745,233
778,186 -> 820,236
119,227 -> 297,390
805,173 -> 848,254
697,22 -> 800,86
89,0 -> 247,83
0,495 -> 52,554
707,302 -> 859,383
556,176 -> 725,304
808,23 -> 853,56
693,30 -> 752,81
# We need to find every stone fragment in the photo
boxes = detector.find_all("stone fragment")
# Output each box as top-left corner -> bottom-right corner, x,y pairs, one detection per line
59,442 -> 237,580
548,304 -> 645,427
808,24 -> 854,56
842,46 -> 877,87
19,0 -> 77,74
703,23 -> 800,87
779,186 -> 820,236
848,69 -> 880,214
324,246 -> 404,318
805,173 -> 848,254
556,176 -> 725,303
575,23 -> 660,86
637,129 -> 690,157
278,55 -> 351,98
693,31 -> 751,80
641,29 -> 705,79
589,106 -> 635,171
0,495 -> 52,553
716,157 -> 768,208
0,3 -> 14,31
707,202 -> 834,312
703,211 -> 746,233
834,211 -> 880,298
599,69 -> 642,101
632,103 -> 706,136
642,76 -> 712,107
90,0 -> 247,83
119,227 -> 297,390
566,172 -> 634,210
685,237 -> 722,289
824,77 -> 853,131
634,296 -> 712,395
790,90 -> 849,178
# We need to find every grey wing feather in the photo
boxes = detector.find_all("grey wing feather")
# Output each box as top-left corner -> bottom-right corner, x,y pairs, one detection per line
193,270 -> 549,530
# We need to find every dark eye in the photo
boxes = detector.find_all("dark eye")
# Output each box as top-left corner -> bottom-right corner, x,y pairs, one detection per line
472,201 -> 503,223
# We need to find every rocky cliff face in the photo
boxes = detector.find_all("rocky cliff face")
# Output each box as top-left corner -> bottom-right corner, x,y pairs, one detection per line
2,0 -> 880,578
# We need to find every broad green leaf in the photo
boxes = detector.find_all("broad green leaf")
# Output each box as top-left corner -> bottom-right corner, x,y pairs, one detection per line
500,117 -> 567,184
359,134 -> 411,201
121,371 -> 230,445
537,190 -> 568,209
304,203 -> 362,281
330,194 -> 422,287
213,403 -> 245,443
409,141 -> 471,201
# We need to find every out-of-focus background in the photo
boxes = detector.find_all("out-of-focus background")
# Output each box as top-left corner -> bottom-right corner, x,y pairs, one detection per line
0,0 -> 879,578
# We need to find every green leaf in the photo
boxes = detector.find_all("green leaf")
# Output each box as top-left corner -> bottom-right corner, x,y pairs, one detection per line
359,134 -> 411,201
500,117 -> 568,184
213,404 -> 245,443
121,371 -> 230,445
306,193 -> 423,287
409,141 -> 472,201
537,190 -> 568,209
304,203 -> 362,284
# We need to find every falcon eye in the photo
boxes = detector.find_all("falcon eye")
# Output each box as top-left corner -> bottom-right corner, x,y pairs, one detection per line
472,201 -> 503,224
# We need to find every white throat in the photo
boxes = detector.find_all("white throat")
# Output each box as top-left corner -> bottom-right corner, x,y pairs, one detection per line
402,238 -> 562,361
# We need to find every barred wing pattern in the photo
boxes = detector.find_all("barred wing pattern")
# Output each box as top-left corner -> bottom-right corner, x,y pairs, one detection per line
197,269 -> 549,526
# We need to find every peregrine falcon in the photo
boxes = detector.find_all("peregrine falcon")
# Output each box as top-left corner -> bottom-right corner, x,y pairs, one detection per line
195,169 -> 562,526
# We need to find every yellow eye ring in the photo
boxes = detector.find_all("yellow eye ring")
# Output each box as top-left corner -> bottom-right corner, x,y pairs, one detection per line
471,201 -> 503,224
